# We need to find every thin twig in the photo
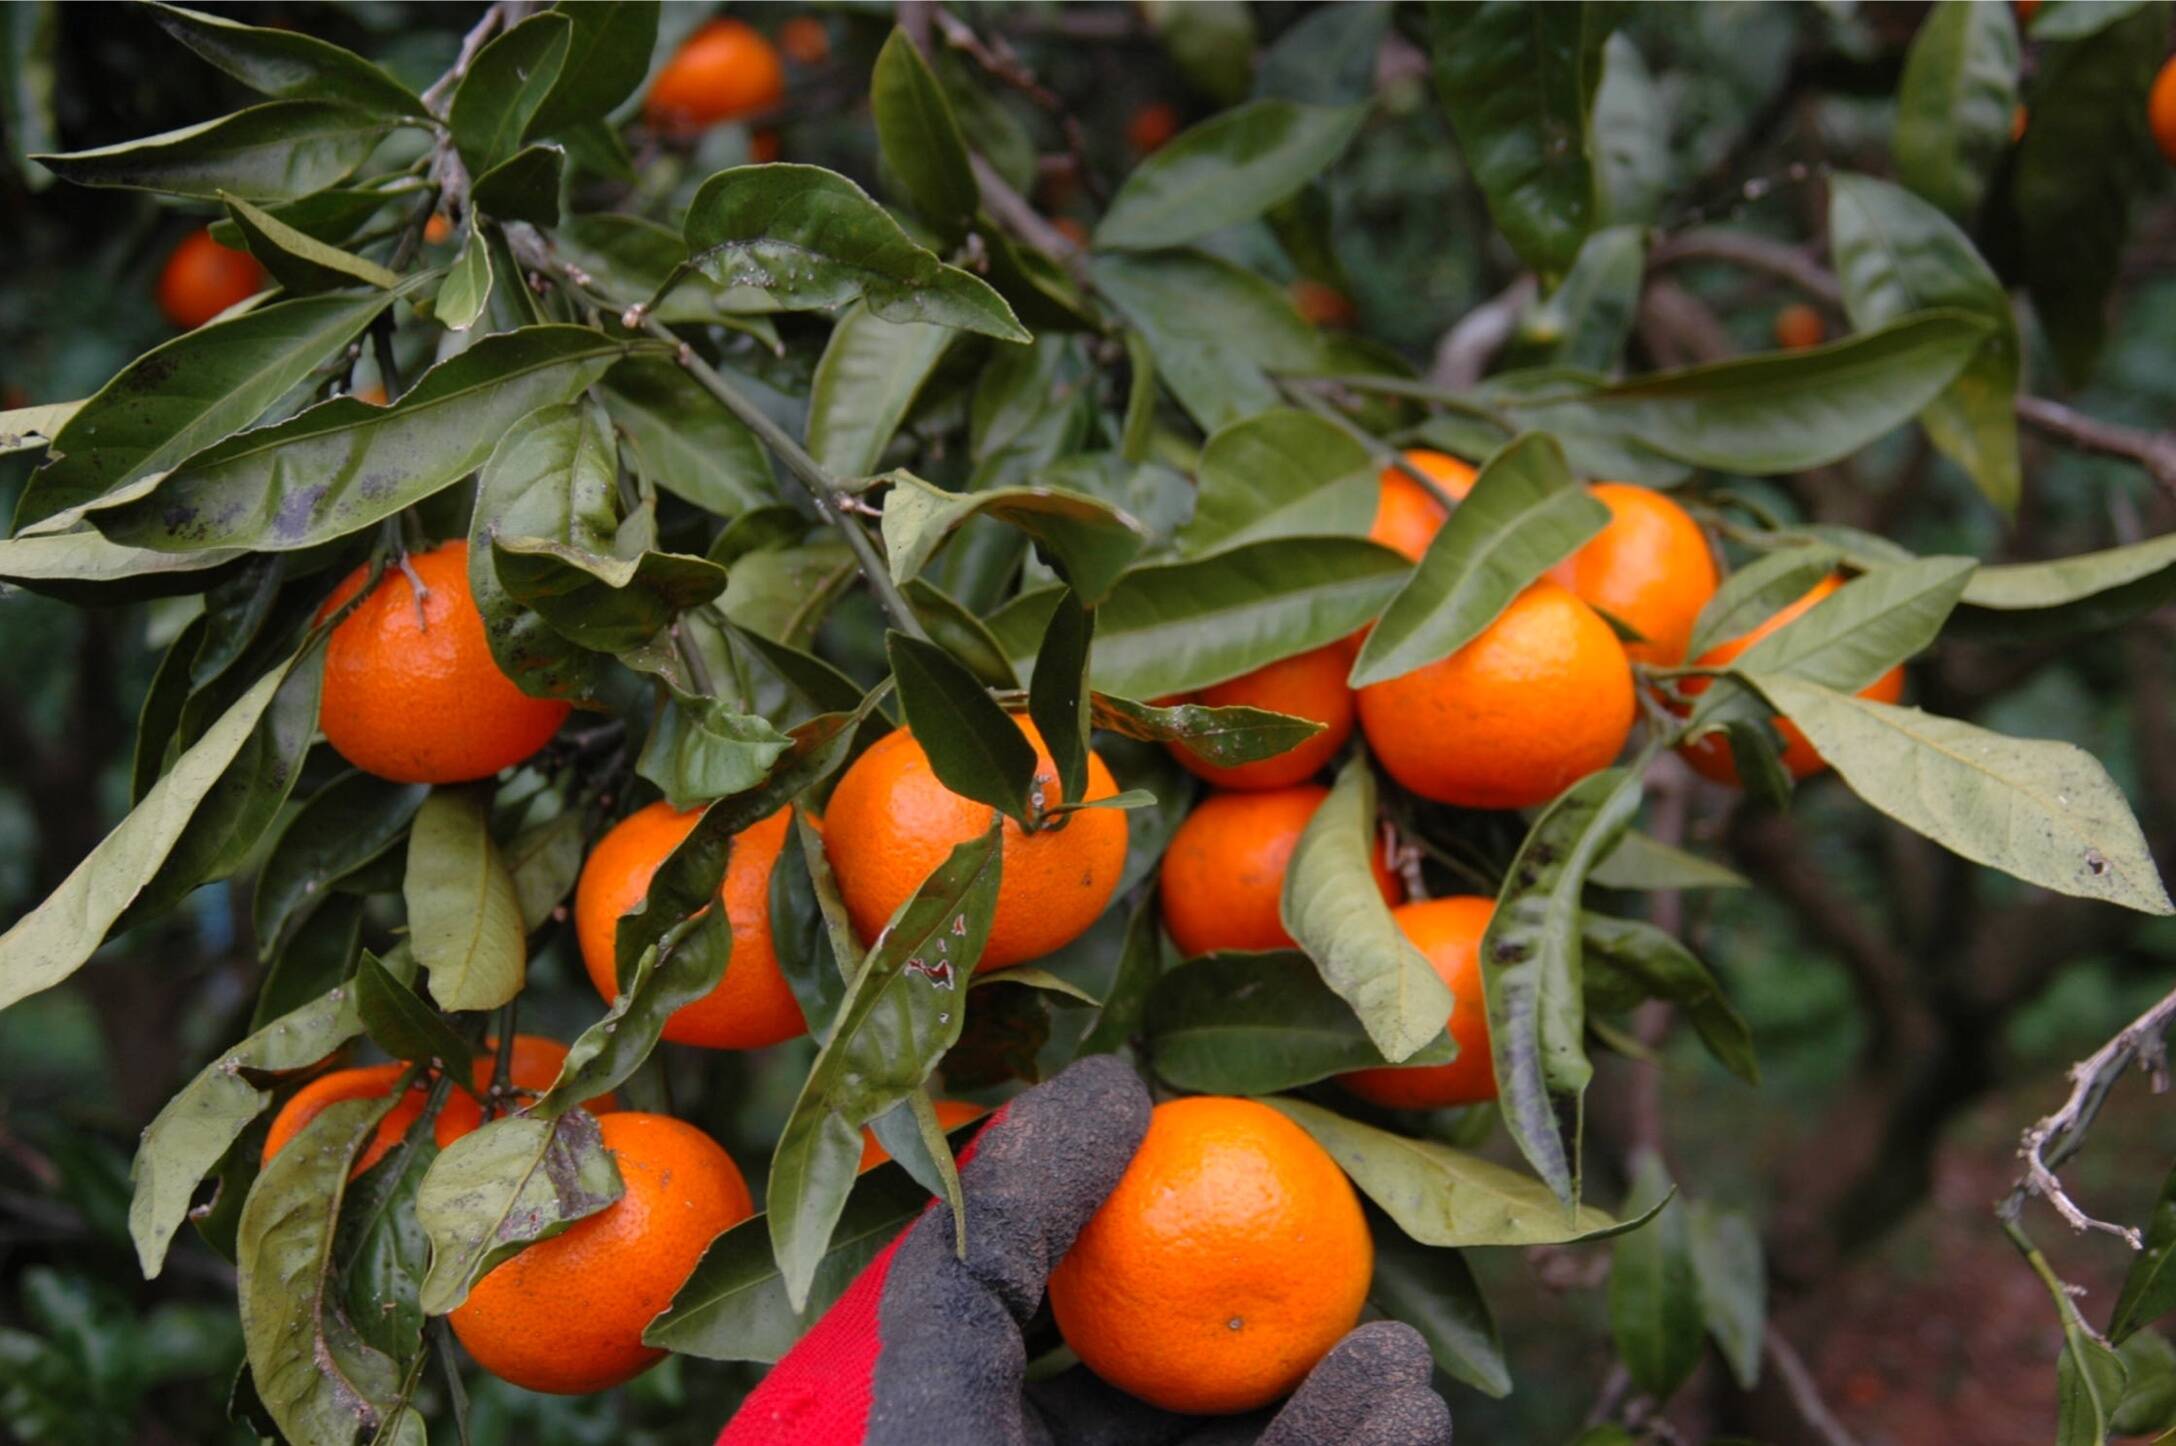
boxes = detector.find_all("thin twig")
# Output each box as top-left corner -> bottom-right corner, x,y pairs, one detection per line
2016,396 -> 2176,498
969,153 -> 1090,286
1428,275 -> 1535,389
1648,228 -> 1843,308
1276,377 -> 1463,513
1765,1327 -> 1865,1446
419,4 -> 505,116
930,6 -> 1105,203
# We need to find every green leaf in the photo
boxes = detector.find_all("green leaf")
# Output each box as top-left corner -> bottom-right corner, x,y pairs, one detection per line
402,787 -> 526,1013
1257,3 -> 1392,106
1480,766 -> 1641,1204
770,810 -> 854,1044
0,655 -> 298,1012
1,3 -> 59,194
1281,757 -> 1452,1063
871,29 -> 978,243
1146,0 -> 1254,105
2029,0 -> 2153,38
448,12 -> 572,177
1429,1 -> 1613,278
237,1096 -> 412,1446
253,898 -> 365,1030
1684,543 -> 1842,663
1829,172 -> 2019,512
1177,408 -> 1376,557
1608,1150 -> 1702,1400
646,1161 -> 929,1361
637,694 -> 794,811
1742,675 -> 2173,916
148,2 -> 427,117
469,144 -> 565,228
1895,1 -> 2020,220
1088,692 -> 1323,770
15,287 -> 403,530
413,1110 -> 622,1317
770,825 -> 1002,1309
0,397 -> 77,455
1369,1227 -> 1510,1397
1688,1201 -> 1766,1391
526,0 -> 658,139
1963,533 -> 2176,612
1027,591 -> 1094,806
204,182 -> 412,250
558,212 -> 784,326
221,192 -> 398,294
603,355 -> 776,515
1584,914 -> 1757,1085
1097,100 -> 1367,251
95,326 -> 630,553
1076,896 -> 1162,1057
464,408 -> 608,704
0,530 -> 240,594
34,100 -> 394,202
337,1115 -> 437,1367
806,305 -> 955,479
722,543 -> 858,651
1265,1098 -> 1642,1246
1091,249 -> 1329,432
435,225 -> 493,332
2056,1281 -> 2132,1446
1527,225 -> 1645,373
879,470 -> 1147,607
887,632 -> 1038,826
680,164 -> 1028,342
1590,831 -> 1746,892
354,952 -> 475,1077
989,536 -> 1408,699
253,773 -> 424,963
1147,951 -> 1455,1093
1493,311 -> 1992,474
2113,1330 -> 2176,1437
492,536 -> 727,652
1591,34 -> 1666,227
1721,555 -> 1975,694
1350,432 -> 1609,687
906,578 -> 1020,690
504,812 -> 585,934
2111,1161 -> 2176,1344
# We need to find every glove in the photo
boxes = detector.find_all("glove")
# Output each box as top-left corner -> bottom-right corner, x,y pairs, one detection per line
718,1055 -> 1452,1446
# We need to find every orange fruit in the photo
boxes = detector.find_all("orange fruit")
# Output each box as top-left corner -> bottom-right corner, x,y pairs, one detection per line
1545,482 -> 1719,666
423,212 -> 453,246
779,15 -> 829,65
156,227 -> 265,330
1369,450 -> 1476,563
1358,579 -> 1634,810
1290,279 -> 1356,328
1159,785 -> 1402,957
448,1112 -> 752,1394
1127,100 -> 1181,154
1165,643 -> 1354,789
1677,573 -> 1905,784
857,1099 -> 988,1171
824,717 -> 1128,971
2152,56 -> 2176,165
1048,1096 -> 1372,1414
433,1036 -> 620,1148
645,18 -> 784,137
1052,216 -> 1090,246
353,382 -> 388,406
1337,898 -> 1497,1108
574,802 -> 806,1050
749,128 -> 781,164
2011,103 -> 2030,144
2015,0 -> 2040,22
317,540 -> 569,784
261,1064 -> 427,1177
1772,302 -> 1824,351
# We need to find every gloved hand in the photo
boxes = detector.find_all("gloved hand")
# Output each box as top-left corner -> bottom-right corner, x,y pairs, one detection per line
719,1055 -> 1452,1446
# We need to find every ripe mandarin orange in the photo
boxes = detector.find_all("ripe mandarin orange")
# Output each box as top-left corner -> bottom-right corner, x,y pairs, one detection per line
749,128 -> 781,164
317,541 -> 569,784
2015,0 -> 2040,23
2153,56 -> 2176,165
433,1036 -> 620,1148
1290,279 -> 1356,328
1358,579 -> 1634,810
645,18 -> 784,137
1545,482 -> 1719,666
2011,103 -> 2030,144
448,1113 -> 752,1394
1369,450 -> 1476,563
824,718 -> 1127,971
1678,574 -> 1905,784
779,14 -> 829,65
261,1064 -> 426,1177
575,803 -> 806,1050
1337,897 -> 1497,1109
1127,100 -> 1181,154
1048,1096 -> 1372,1414
156,227 -> 265,330
423,212 -> 454,246
857,1099 -> 989,1171
1159,786 -> 1401,957
1165,643 -> 1354,789
353,382 -> 388,405
1772,303 -> 1824,350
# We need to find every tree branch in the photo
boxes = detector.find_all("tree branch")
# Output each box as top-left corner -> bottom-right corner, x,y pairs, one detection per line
1765,1327 -> 1865,1446
1648,228 -> 1842,308
1427,275 -> 1534,389
2015,396 -> 2176,497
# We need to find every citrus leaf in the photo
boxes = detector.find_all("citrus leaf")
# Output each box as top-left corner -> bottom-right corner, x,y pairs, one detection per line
221,192 -> 398,293
1091,249 -> 1329,432
1683,543 -> 1843,663
147,2 -> 428,117
0,397 -> 78,455
2028,0 -> 2153,37
545,886 -> 729,1115
337,1112 -> 438,1367
1349,432 -> 1610,687
1960,533 -> 2176,612
492,536 -> 728,653
1894,1 -> 2019,220
1589,831 -> 1746,892
1608,1150 -> 1702,1400
447,12 -> 572,177
871,28 -> 978,243
558,212 -> 784,325
907,578 -> 1021,690
434,224 -> 493,331
94,326 -> 631,553
252,898 -> 365,1030
1078,896 -> 1162,1057
469,144 -> 564,228
768,810 -> 855,1044
1264,1098 -> 1646,1246
2111,1161 -> 2176,1345
504,812 -> 585,934
1087,692 -> 1323,769
1147,951 -> 1455,1094
402,786 -> 526,1014
413,1109 -> 622,1317
466,404 -> 611,703
1688,1201 -> 1766,1391
1027,591 -> 1093,806
679,164 -> 1027,342
880,469 -> 1147,606
1583,914 -> 1756,1085
204,182 -> 413,250
1097,100 -> 1367,251
0,653 -> 298,1012
354,951 -> 475,1076
1282,756 -> 1453,1063
33,100 -> 395,201
1592,33 -> 1667,227
1529,225 -> 1646,373
635,692 -> 794,811
989,536 -> 1408,699
1724,555 -> 1975,692
1177,408 -> 1377,557
1480,765 -> 1641,1205
1370,1226 -> 1511,1397
1740,675 -> 2173,916
887,631 -> 1038,826
807,304 -> 955,479
526,0 -> 658,140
